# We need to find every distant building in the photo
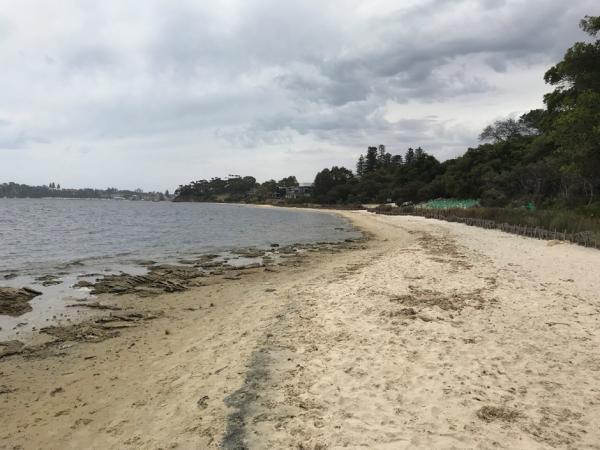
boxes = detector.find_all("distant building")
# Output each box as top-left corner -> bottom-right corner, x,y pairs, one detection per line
276,183 -> 313,200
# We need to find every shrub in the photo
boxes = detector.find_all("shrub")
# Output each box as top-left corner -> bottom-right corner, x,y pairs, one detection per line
480,190 -> 509,208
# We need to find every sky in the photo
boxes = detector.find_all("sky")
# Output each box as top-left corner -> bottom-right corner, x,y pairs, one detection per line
0,0 -> 597,192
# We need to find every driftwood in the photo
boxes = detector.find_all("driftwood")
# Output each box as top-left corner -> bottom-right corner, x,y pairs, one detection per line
367,209 -> 599,250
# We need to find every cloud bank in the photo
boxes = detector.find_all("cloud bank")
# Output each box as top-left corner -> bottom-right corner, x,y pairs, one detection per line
0,0 -> 596,189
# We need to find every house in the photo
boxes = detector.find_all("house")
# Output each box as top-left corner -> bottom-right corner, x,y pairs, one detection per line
286,183 -> 312,199
275,183 -> 312,200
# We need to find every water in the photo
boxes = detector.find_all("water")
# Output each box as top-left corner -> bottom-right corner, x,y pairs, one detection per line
0,199 -> 359,273
0,199 -> 360,339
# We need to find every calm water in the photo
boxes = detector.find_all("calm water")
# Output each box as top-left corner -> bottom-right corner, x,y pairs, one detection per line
0,199 -> 359,274
0,199 -> 360,340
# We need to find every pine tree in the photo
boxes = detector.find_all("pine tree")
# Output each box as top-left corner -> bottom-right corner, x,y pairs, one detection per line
391,154 -> 403,169
365,147 -> 378,173
414,147 -> 424,160
405,148 -> 415,164
377,145 -> 387,169
57,183 -> 60,189
356,155 -> 365,177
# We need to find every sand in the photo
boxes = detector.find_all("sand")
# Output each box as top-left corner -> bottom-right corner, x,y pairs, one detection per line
1,210 -> 599,450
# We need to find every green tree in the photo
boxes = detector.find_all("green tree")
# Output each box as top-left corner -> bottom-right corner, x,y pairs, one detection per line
277,176 -> 298,187
365,147 -> 378,173
356,155 -> 365,177
544,16 -> 600,112
478,118 -> 529,143
390,154 -> 403,168
376,145 -> 391,169
404,148 -> 415,164
544,15 -> 600,204
311,166 -> 354,204
261,179 -> 277,193
550,90 -> 600,204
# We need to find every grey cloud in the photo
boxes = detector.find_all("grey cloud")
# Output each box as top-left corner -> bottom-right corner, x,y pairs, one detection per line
1,0 -> 597,189
284,148 -> 331,156
64,45 -> 117,71
485,55 -> 508,73
0,130 -> 51,149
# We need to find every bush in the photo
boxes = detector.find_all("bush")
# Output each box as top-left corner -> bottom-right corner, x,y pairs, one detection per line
480,190 -> 509,208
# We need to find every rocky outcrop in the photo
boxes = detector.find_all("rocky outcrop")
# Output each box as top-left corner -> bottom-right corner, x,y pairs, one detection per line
90,265 -> 203,297
0,287 -> 42,316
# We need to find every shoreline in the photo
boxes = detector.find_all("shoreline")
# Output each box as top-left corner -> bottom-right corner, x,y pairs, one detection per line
1,210 -> 599,449
0,203 -> 361,344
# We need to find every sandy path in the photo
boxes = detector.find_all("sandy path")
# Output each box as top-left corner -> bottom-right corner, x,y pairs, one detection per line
1,210 -> 599,450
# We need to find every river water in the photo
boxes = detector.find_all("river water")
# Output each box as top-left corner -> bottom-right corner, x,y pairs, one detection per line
0,199 -> 360,339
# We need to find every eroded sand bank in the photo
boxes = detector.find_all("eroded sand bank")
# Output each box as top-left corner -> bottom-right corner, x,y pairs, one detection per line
1,210 -> 599,450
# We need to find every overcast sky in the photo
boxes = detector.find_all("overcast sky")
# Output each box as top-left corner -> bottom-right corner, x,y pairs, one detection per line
0,0 -> 596,191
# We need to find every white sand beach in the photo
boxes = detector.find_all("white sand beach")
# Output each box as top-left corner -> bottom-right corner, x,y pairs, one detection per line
1,210 -> 599,450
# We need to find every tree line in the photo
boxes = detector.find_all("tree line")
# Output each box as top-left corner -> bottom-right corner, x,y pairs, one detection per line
0,182 -> 170,200
311,15 -> 600,214
174,176 -> 299,203
175,15 -> 599,214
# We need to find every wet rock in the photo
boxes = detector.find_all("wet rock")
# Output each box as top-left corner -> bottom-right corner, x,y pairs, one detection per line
95,310 -> 163,322
0,340 -> 25,359
73,280 -> 94,288
67,301 -> 122,311
77,273 -> 103,278
133,260 -> 156,266
35,275 -> 59,282
0,287 -> 42,317
40,310 -> 163,343
197,261 -> 226,269
40,324 -> 120,343
230,263 -> 261,270
223,273 -> 241,280
179,254 -> 219,265
4,273 -> 18,280
270,243 -> 279,247
231,247 -> 266,258
90,265 -> 202,296
43,280 -> 63,287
